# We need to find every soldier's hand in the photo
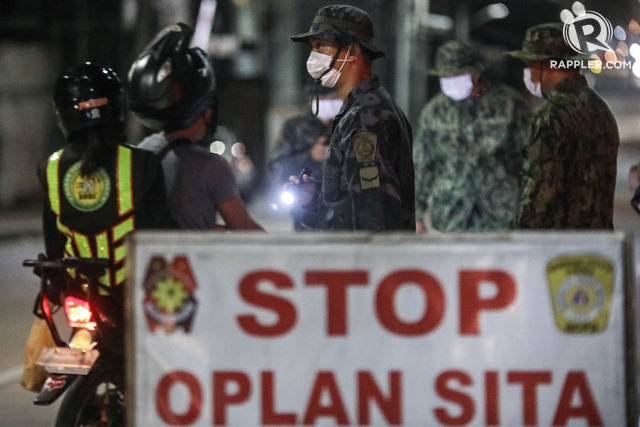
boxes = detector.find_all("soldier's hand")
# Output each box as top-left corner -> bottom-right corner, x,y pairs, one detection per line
284,173 -> 316,206
416,221 -> 428,234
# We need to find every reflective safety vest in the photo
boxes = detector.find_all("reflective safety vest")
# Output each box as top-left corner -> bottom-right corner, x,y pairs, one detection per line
45,145 -> 135,287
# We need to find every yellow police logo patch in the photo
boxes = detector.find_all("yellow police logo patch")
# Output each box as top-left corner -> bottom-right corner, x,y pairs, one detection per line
352,131 -> 378,163
63,161 -> 111,212
359,166 -> 380,189
546,255 -> 614,334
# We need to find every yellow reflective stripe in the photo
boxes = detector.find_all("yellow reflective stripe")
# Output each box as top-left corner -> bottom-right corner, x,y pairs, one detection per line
55,217 -> 76,257
95,231 -> 112,288
113,216 -> 134,287
113,217 -> 134,266
99,273 -> 112,294
115,267 -> 127,286
95,232 -> 109,258
117,146 -> 133,216
115,245 -> 127,264
113,216 -> 135,242
83,232 -> 110,290
46,150 -> 63,215
73,233 -> 92,257
56,217 -> 70,234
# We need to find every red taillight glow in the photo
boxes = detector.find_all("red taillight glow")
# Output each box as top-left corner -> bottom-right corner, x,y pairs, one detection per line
64,296 -> 96,329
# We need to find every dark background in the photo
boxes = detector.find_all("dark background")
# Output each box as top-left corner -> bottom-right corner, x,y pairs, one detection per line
0,0 -> 638,205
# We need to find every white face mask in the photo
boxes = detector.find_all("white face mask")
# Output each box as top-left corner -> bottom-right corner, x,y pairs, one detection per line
306,51 -> 333,79
523,67 -> 543,98
316,98 -> 343,121
306,47 -> 352,88
439,74 -> 474,101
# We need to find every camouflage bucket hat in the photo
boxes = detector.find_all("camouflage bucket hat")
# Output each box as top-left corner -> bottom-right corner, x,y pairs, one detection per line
291,4 -> 385,59
506,22 -> 585,62
428,40 -> 485,76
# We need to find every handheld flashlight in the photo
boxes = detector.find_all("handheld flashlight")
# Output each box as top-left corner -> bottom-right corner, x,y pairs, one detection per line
280,167 -> 312,206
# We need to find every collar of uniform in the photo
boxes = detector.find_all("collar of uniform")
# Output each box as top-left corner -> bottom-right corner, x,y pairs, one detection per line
342,76 -> 380,111
547,74 -> 588,100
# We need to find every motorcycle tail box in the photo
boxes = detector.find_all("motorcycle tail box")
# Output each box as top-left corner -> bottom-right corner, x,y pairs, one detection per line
36,347 -> 100,375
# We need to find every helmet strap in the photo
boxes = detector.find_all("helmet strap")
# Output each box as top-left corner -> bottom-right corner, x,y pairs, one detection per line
203,97 -> 218,140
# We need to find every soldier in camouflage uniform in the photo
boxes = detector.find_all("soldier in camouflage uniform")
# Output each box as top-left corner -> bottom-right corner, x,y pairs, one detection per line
413,40 -> 531,232
268,86 -> 338,230
507,23 -> 619,229
289,4 -> 415,231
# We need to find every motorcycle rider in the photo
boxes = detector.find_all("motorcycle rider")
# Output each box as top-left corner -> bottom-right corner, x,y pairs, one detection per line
128,22 -> 264,231
39,61 -> 175,290
24,62 -> 173,424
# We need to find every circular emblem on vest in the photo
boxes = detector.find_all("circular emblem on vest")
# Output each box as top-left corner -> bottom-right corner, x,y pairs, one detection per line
63,161 -> 111,212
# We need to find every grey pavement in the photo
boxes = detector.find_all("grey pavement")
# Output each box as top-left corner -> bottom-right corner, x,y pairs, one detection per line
0,204 -> 42,241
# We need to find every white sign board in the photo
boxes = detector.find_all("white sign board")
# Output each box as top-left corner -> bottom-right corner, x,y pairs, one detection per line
127,232 -> 635,426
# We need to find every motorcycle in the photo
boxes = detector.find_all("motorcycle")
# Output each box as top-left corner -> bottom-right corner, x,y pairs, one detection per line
23,256 -> 126,426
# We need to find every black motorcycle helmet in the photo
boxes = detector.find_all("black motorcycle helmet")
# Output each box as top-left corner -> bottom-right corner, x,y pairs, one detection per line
53,62 -> 126,140
127,22 -> 216,132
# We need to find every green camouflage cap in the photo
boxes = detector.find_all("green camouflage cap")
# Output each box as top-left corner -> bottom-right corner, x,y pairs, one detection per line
428,40 -> 485,76
506,23 -> 585,62
291,4 -> 385,59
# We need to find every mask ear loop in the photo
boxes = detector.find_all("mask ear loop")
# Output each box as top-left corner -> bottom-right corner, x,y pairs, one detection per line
311,44 -> 344,116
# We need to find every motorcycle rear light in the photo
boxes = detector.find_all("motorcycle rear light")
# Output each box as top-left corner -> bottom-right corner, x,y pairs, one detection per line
69,329 -> 95,349
64,296 -> 97,330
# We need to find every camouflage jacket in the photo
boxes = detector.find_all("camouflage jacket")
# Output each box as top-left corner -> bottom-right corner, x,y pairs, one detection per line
413,81 -> 531,231
301,77 -> 415,231
515,74 -> 619,229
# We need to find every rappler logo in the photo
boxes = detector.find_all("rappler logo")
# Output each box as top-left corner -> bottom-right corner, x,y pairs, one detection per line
562,10 -> 613,54
142,255 -> 198,334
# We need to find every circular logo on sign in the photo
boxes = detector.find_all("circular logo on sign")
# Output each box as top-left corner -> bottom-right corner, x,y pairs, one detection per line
63,162 -> 110,212
556,274 -> 605,323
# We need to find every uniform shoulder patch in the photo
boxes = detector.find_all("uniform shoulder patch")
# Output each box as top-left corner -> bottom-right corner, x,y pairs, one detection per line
351,131 -> 378,163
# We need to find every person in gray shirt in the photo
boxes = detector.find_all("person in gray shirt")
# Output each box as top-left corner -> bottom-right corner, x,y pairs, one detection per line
127,22 -> 263,231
